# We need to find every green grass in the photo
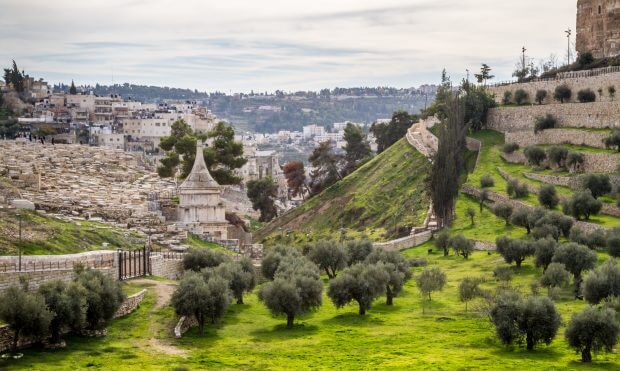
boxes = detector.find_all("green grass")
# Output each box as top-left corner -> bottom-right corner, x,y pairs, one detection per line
183,234 -> 233,254
4,252 -> 618,370
0,209 -> 145,255
256,138 -> 431,244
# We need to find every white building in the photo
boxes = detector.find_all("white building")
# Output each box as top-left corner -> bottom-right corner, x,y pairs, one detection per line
303,124 -> 325,139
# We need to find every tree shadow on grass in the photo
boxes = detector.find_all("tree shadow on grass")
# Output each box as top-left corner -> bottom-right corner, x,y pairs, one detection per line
249,323 -> 319,342
489,343 -> 564,362
321,312 -> 385,327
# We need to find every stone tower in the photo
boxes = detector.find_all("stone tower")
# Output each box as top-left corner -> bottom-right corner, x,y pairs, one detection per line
576,0 -> 620,58
177,143 -> 229,239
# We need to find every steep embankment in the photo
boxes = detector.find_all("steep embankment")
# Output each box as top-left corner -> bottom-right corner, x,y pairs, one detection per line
256,138 -> 431,244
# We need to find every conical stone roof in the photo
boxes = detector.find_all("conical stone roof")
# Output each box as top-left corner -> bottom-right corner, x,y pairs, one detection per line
179,142 -> 220,189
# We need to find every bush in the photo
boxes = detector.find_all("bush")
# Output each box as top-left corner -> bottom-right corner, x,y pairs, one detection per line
502,142 -> 519,154
415,267 -> 447,301
307,240 -> 347,279
259,256 -> 323,327
365,249 -> 412,305
609,85 -> 616,101
603,128 -> 620,151
493,266 -> 513,282
0,286 -> 53,352
535,89 -> 548,105
565,306 -> 620,362
496,236 -> 535,268
554,84 -> 572,103
538,185 -> 559,209
38,280 -> 87,344
344,240 -> 374,266
524,146 -> 546,166
552,242 -> 598,297
492,202 -> 514,225
450,234 -> 474,259
546,146 -> 568,169
581,259 -> 620,305
577,52 -> 594,67
566,152 -> 585,172
480,175 -> 495,188
514,89 -> 528,105
183,249 -> 229,272
562,190 -> 602,220
577,89 -> 596,103
502,91 -> 513,105
75,269 -> 125,331
579,174 -> 612,199
328,263 -> 388,315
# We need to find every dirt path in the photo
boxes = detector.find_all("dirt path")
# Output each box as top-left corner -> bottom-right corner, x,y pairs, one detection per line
129,278 -> 188,357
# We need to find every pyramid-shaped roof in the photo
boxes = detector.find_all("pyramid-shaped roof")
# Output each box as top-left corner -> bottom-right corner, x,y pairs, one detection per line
179,142 -> 220,189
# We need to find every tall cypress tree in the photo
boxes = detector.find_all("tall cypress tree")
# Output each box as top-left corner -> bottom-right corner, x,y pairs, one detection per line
69,80 -> 77,95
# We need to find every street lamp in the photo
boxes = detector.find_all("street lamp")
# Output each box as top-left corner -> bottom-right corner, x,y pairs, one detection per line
565,28 -> 572,65
17,211 -> 22,272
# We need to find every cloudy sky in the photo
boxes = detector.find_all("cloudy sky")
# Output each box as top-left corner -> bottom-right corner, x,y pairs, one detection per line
2,0 -> 576,92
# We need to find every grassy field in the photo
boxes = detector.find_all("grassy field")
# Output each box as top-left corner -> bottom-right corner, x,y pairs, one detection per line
256,138 -> 431,244
3,247 -> 618,370
0,209 -> 145,255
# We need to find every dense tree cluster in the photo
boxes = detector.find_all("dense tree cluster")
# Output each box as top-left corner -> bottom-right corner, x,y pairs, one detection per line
370,111 -> 417,154
247,177 -> 279,222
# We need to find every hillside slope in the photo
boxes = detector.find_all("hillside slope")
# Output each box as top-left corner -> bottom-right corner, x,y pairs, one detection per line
256,138 -> 431,244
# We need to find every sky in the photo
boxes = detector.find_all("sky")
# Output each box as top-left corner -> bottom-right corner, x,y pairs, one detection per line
1,0 -> 576,93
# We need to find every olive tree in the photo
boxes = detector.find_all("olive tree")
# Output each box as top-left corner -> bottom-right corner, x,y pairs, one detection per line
214,260 -> 256,304
552,243 -> 597,298
261,245 -> 300,280
434,229 -> 451,257
328,263 -> 389,315
563,191 -> 602,221
496,236 -> 535,268
524,146 -> 547,166
492,202 -> 514,225
458,277 -> 484,312
75,268 -> 125,331
540,263 -> 571,297
259,256 -> 323,327
0,286 -> 52,352
538,185 -> 560,209
581,259 -> 620,305
534,238 -> 557,272
580,174 -> 612,199
344,239 -> 374,265
510,208 -> 530,233
565,306 -> 620,363
554,84 -> 572,103
307,240 -> 347,279
38,280 -> 87,344
451,234 -> 474,259
415,267 -> 447,301
365,249 -> 412,305
183,249 -> 230,272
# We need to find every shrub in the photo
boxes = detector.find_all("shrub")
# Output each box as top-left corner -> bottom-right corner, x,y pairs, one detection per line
535,89 -> 548,104
38,280 -> 87,344
565,306 -> 620,362
534,238 -> 557,272
492,202 -> 514,225
603,128 -> 620,151
538,185 -> 560,209
172,272 -> 231,335
514,89 -> 528,105
344,240 -> 374,266
307,240 -> 347,279
554,84 -> 572,103
415,267 -> 447,301
75,269 -> 125,331
0,286 -> 53,352
493,266 -> 513,282
480,175 -> 495,188
496,236 -> 535,268
502,142 -> 519,154
365,249 -> 412,305
577,89 -> 596,103
609,85 -> 616,101
546,146 -> 568,169
562,190 -> 602,220
577,52 -> 594,67
450,234 -> 474,259
540,262 -> 571,296
183,249 -> 229,272
328,263 -> 388,315
581,259 -> 620,305
579,174 -> 612,199
552,242 -> 598,297
566,152 -> 585,172
259,256 -> 323,327
458,277 -> 485,311
524,146 -> 546,166
502,91 -> 513,105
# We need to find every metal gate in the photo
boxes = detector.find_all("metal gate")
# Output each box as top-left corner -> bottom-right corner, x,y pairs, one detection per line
118,247 -> 150,280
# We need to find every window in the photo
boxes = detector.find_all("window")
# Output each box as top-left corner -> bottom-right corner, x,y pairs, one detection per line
599,5 -> 602,14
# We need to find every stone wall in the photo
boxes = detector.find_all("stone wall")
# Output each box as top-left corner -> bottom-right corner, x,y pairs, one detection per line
505,129 -> 608,149
149,254 -> 184,279
174,315 -> 198,338
487,102 -> 620,133
523,173 -> 573,188
488,70 -> 620,105
113,289 -> 146,318
373,230 -> 432,252
0,267 -> 116,293
500,150 -> 620,174
0,250 -> 117,272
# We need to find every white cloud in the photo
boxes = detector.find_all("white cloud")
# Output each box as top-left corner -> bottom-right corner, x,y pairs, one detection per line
0,0 -> 576,92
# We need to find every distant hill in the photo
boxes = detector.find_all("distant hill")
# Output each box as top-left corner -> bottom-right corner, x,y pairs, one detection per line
255,138 -> 431,244
53,83 -> 210,102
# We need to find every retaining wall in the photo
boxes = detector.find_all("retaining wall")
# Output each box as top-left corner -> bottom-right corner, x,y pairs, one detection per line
505,129 -> 608,149
373,230 -> 432,252
500,150 -> 620,174
0,267 -> 116,293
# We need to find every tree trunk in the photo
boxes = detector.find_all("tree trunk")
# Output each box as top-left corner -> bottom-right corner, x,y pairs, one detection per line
237,296 -> 244,305
526,333 -> 534,350
197,313 -> 205,336
12,329 -> 20,353
581,346 -> 592,363
443,247 -> 448,257
50,321 -> 61,344
286,313 -> 295,328
574,275 -> 582,299
359,305 -> 366,315
516,260 -> 522,268
386,286 -> 393,306
325,268 -> 334,279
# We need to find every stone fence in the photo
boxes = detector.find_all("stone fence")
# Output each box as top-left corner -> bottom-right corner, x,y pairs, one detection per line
373,230 -> 432,252
487,101 -> 620,133
0,289 -> 147,353
505,129 -> 608,149
174,316 -> 198,338
0,250 -> 117,273
0,267 -> 117,293
500,150 -> 620,174
488,68 -> 620,105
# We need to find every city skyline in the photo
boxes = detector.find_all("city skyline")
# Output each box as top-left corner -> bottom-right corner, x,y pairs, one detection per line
3,0 -> 575,92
